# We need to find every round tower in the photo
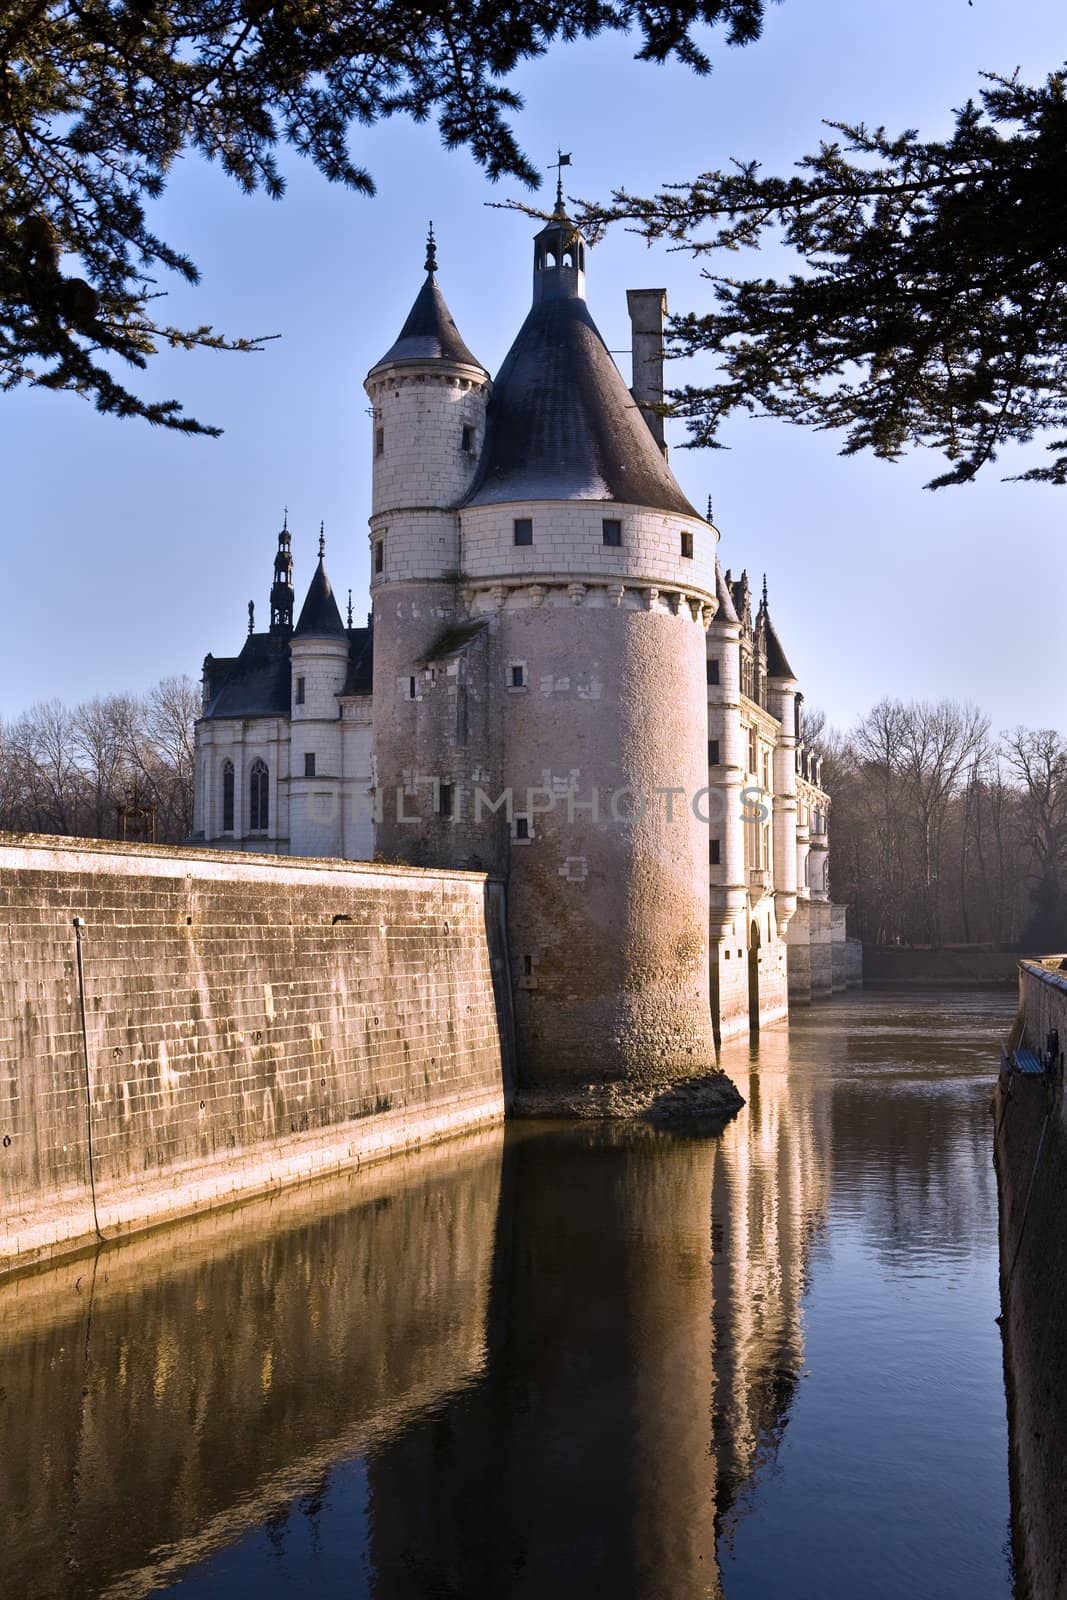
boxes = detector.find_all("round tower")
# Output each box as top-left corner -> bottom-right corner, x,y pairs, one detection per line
289,529 -> 350,856
707,555 -> 750,1039
364,227 -> 490,860
762,593 -> 799,938
457,209 -> 721,1104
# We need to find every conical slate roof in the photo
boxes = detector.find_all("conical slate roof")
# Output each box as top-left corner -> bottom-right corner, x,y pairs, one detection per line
764,611 -> 796,679
371,274 -> 484,372
295,558 -> 346,638
714,558 -> 740,625
463,296 -> 700,516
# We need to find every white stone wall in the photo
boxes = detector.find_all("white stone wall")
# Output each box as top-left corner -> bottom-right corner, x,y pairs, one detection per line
458,500 -> 717,603
193,717 -> 291,851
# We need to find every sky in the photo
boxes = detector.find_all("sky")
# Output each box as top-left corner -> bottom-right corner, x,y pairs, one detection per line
1,0 -> 1064,733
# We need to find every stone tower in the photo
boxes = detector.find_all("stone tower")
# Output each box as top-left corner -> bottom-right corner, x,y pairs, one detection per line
365,225 -> 492,864
367,211 -> 724,1107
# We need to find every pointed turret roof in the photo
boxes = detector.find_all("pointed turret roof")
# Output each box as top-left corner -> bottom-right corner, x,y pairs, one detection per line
714,559 -> 740,625
764,611 -> 796,680
370,227 -> 485,374
294,540 -> 345,638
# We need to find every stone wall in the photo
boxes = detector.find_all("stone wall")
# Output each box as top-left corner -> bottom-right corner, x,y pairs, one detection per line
995,958 -> 1067,1600
0,834 -> 511,1275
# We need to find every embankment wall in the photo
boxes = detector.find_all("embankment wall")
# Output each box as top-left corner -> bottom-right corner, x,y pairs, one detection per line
0,834 -> 511,1275
995,957 -> 1067,1600
865,945 -> 1028,989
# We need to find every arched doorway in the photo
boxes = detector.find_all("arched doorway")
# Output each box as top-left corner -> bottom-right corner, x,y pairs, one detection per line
748,919 -> 761,1031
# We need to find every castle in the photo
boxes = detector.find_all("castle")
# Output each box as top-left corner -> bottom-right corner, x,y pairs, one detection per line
191,206 -> 843,1101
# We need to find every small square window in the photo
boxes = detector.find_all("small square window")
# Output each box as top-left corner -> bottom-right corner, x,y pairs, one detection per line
707,658 -> 720,686
680,530 -> 694,559
438,782 -> 453,818
295,676 -> 305,705
710,839 -> 721,866
514,816 -> 530,841
461,424 -> 474,454
709,739 -> 720,766
513,518 -> 533,546
374,539 -> 384,575
375,427 -> 384,457
510,663 -> 526,689
602,519 -> 622,548
304,753 -> 316,778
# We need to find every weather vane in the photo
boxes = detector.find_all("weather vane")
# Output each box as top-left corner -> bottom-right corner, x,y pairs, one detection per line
547,148 -> 572,212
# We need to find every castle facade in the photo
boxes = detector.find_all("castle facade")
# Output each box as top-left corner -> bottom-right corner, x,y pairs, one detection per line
191,208 -> 842,1096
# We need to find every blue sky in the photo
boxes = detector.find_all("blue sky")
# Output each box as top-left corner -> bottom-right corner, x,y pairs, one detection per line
1,0 -> 1063,732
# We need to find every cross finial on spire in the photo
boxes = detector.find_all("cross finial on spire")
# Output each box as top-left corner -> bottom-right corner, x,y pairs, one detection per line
248,599 -> 255,636
425,221 -> 437,274
347,588 -> 353,629
761,573 -> 768,609
706,493 -> 713,524
548,148 -> 572,214
318,522 -> 326,560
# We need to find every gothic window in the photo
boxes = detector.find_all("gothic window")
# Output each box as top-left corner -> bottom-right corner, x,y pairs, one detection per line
514,519 -> 533,546
221,759 -> 234,832
602,519 -> 622,547
249,759 -> 269,831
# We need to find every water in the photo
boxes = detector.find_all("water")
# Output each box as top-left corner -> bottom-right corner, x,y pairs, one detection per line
1,991 -> 1015,1599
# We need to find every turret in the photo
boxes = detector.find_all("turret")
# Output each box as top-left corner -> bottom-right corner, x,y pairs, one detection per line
761,583 -> 799,936
289,528 -> 349,855
270,513 -> 295,635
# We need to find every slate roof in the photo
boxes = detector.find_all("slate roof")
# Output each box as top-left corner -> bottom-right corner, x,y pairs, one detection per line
714,559 -> 740,625
463,295 -> 701,516
340,626 -> 374,696
294,558 -> 346,638
371,273 -> 485,373
201,633 -> 292,720
764,612 -> 796,680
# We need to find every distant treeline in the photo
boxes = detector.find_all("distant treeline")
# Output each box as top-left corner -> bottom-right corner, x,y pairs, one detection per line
805,701 -> 1067,952
0,677 -> 198,845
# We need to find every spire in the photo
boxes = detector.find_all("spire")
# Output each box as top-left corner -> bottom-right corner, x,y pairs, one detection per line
532,159 -> 586,306
369,232 -> 485,374
270,513 -> 295,635
548,149 -> 572,216
294,537 -> 345,638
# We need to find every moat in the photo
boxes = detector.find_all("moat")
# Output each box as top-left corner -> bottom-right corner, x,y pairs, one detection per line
2,991 -> 1015,1599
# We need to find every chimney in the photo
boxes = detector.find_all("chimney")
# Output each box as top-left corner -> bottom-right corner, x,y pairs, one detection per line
627,288 -> 667,456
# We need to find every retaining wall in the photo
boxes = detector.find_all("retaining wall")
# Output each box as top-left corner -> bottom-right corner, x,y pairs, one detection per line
995,957 -> 1067,1600
0,834 -> 511,1275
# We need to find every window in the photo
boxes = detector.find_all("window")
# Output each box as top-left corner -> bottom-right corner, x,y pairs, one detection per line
514,518 -> 533,546
707,658 -> 720,686
514,816 -> 530,840
523,953 -> 533,977
374,540 -> 384,575
680,530 -> 694,559
602,519 -> 622,548
461,424 -> 474,454
249,759 -> 269,831
221,760 -> 234,832
438,782 -> 453,818
708,739 -> 720,766
710,839 -> 721,866
375,427 -> 384,457
295,676 -> 305,706
748,727 -> 758,775
304,753 -> 316,778
510,663 -> 526,689
407,676 -> 416,701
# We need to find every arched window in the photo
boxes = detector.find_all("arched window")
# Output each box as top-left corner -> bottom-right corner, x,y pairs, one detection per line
249,759 -> 269,831
221,759 -> 235,832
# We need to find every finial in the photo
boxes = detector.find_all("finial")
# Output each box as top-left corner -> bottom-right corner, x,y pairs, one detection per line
248,599 -> 255,635
706,493 -> 713,524
761,573 -> 768,609
282,506 -> 288,532
318,522 -> 326,560
548,148 -> 572,214
425,221 -> 437,275
347,588 -> 354,629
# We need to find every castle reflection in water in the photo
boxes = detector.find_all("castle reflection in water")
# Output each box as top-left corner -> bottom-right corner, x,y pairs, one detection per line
0,1021 -> 892,1599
